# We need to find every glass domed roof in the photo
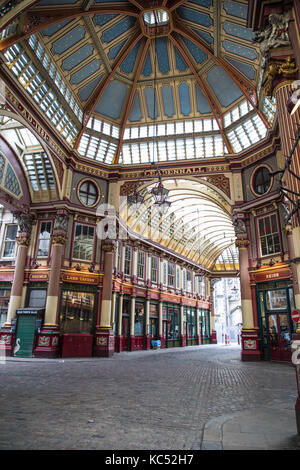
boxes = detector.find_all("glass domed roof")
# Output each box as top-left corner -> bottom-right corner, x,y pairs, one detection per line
0,0 -> 274,165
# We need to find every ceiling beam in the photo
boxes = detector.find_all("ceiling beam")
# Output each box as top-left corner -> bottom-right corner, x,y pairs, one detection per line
74,31 -> 144,149
168,0 -> 188,12
113,37 -> 150,164
0,5 -> 140,51
169,32 -> 234,153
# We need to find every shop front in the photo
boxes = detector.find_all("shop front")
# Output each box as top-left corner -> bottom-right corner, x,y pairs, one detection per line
0,282 -> 11,327
163,302 -> 181,348
149,302 -> 159,341
59,280 -> 98,357
134,299 -> 145,350
257,280 -> 296,362
200,308 -> 210,344
185,306 -> 197,346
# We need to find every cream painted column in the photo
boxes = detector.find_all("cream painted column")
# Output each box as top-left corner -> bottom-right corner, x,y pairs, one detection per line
145,298 -> 150,334
159,300 -> 163,340
117,293 -> 123,337
99,241 -> 116,329
5,236 -> 30,325
5,213 -> 34,326
44,234 -> 67,327
236,239 -> 254,330
44,213 -> 68,328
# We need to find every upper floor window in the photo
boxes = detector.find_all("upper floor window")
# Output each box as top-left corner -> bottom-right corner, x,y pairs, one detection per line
176,267 -> 180,288
137,251 -> 145,279
258,214 -> 280,256
124,246 -> 132,275
163,262 -> 167,285
116,241 -> 122,272
2,224 -> 18,258
151,256 -> 158,283
37,221 -> 51,257
187,270 -> 192,292
73,224 -> 94,261
168,263 -> 175,287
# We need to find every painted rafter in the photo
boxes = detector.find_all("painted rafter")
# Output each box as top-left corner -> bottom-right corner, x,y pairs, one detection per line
113,37 -> 151,164
73,30 -> 144,149
173,21 -> 271,128
0,5 -> 140,51
168,0 -> 189,12
169,32 -> 233,153
127,0 -> 144,10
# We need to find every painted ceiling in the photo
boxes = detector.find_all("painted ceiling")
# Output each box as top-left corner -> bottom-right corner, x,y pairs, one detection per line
0,0 -> 270,164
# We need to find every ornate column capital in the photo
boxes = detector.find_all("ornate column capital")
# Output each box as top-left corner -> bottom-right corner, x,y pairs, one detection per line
235,238 -> 250,248
51,234 -> 68,246
16,235 -> 30,247
262,56 -> 298,97
102,240 -> 117,253
14,212 -> 35,235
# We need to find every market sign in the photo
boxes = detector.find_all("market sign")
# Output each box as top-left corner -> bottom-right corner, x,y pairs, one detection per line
62,272 -> 99,285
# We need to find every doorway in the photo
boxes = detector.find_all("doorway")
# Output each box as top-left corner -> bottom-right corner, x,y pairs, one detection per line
267,313 -> 292,362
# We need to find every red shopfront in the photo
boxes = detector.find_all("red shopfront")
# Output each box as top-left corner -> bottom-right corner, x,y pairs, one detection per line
254,266 -> 297,362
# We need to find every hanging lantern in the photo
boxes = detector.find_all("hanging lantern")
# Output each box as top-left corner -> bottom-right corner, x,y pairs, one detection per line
150,181 -> 169,205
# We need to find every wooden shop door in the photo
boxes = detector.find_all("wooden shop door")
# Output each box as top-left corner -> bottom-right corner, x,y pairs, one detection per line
267,314 -> 292,362
14,315 -> 37,358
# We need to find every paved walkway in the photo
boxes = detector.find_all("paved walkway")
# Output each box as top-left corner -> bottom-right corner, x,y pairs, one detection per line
0,344 -> 300,450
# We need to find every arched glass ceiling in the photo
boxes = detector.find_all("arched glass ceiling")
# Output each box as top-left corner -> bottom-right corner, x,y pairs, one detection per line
0,115 -> 56,194
0,0 -> 274,163
120,178 -> 236,270
213,244 -> 239,271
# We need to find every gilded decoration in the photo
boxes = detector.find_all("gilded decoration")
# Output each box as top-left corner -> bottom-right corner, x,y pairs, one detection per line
206,175 -> 230,198
262,57 -> 298,97
235,238 -> 250,248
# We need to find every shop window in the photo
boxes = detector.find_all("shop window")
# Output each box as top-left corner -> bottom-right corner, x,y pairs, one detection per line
37,221 -> 51,257
134,301 -> 145,335
168,263 -> 175,287
124,246 -> 132,275
137,251 -> 145,279
73,224 -> 94,261
0,287 -> 10,327
78,180 -> 99,207
151,256 -> 158,283
2,224 -> 18,258
258,214 -> 280,256
60,290 -> 95,334
252,166 -> 272,195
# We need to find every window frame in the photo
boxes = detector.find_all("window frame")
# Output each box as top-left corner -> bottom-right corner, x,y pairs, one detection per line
124,245 -> 132,276
137,250 -> 146,280
167,262 -> 175,287
36,220 -> 52,259
72,223 -> 95,262
77,178 -> 100,208
256,212 -> 281,258
250,164 -> 273,197
1,223 -> 18,259
151,255 -> 158,284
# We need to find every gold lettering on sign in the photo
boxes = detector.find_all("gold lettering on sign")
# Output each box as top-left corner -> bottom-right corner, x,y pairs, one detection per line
266,273 -> 279,279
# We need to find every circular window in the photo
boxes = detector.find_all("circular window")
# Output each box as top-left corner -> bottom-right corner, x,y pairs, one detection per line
78,180 -> 99,207
252,166 -> 272,195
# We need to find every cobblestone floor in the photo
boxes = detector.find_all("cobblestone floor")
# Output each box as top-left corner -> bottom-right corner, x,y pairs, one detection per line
0,344 -> 299,450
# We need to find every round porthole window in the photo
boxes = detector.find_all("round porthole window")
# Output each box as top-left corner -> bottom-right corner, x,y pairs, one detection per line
252,166 -> 272,195
78,180 -> 99,207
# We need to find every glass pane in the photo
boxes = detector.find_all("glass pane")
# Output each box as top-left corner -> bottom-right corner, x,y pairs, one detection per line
266,289 -> 287,310
268,315 -> 279,347
60,291 -> 95,334
279,315 -> 291,346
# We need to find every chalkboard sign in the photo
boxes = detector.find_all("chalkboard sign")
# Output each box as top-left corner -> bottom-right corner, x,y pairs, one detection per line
16,308 -> 45,316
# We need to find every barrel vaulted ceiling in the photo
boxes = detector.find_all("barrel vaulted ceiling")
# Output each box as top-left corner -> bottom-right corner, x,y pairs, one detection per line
0,0 -> 274,166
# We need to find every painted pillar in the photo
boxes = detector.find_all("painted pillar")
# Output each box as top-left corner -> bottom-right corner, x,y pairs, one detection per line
180,303 -> 186,347
209,279 -> 218,344
116,292 -> 123,352
159,300 -> 163,347
35,212 -> 68,358
130,292 -> 136,351
145,296 -> 150,349
94,240 -> 116,357
196,306 -> 201,345
0,214 -> 34,356
236,237 -> 261,360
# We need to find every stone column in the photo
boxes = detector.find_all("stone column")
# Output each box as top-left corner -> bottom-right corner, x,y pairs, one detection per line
35,212 -> 68,358
236,237 -> 261,360
94,240 -> 116,357
116,292 -> 123,352
130,292 -> 136,351
145,295 -> 150,349
180,303 -> 186,347
0,214 -> 34,356
209,278 -> 219,344
158,300 -> 163,348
